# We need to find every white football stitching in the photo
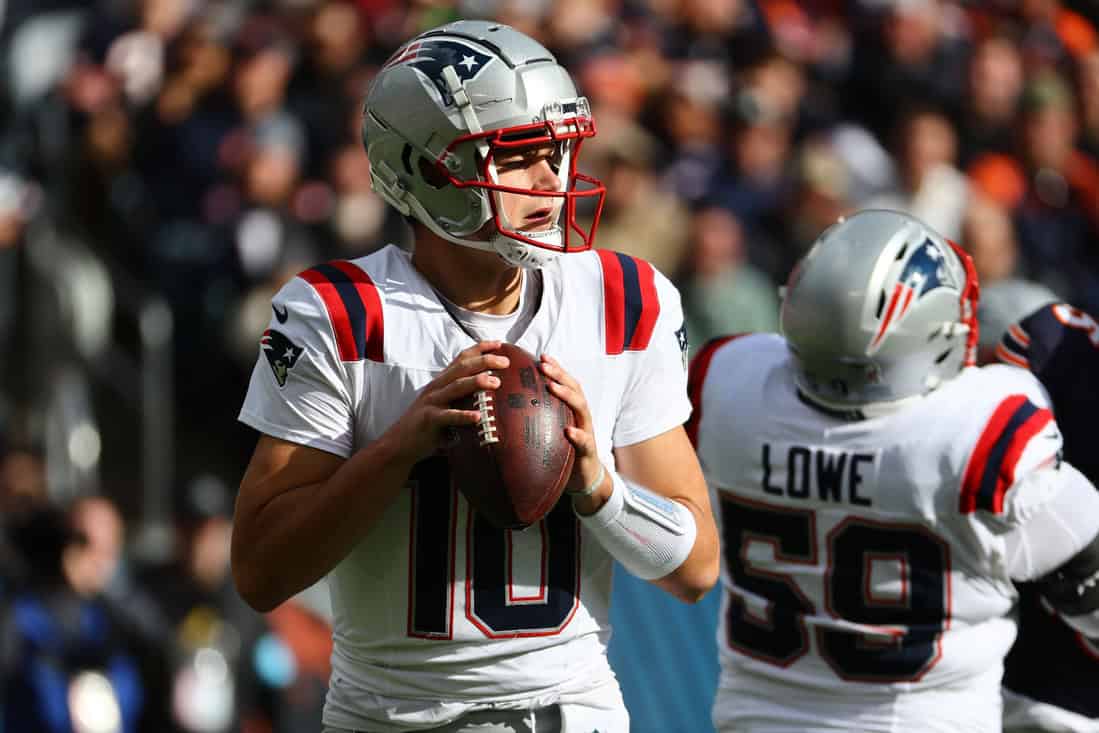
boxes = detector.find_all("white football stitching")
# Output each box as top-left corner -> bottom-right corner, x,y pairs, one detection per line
474,389 -> 499,445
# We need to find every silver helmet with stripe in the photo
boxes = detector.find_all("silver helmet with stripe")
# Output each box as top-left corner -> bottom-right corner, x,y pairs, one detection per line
780,209 -> 979,413
362,20 -> 605,269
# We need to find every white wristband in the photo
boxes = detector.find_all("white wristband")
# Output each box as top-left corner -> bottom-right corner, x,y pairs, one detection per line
575,469 -> 697,580
568,464 -> 605,497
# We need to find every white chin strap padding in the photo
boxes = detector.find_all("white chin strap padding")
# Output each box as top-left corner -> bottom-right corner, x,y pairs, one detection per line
491,227 -> 563,269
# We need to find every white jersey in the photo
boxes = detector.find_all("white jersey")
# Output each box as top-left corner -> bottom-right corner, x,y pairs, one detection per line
239,245 -> 690,730
691,333 -> 1064,733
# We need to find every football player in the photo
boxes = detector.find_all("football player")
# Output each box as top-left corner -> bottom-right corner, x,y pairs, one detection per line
997,302 -> 1099,732
230,21 -> 719,733
689,209 -> 1099,732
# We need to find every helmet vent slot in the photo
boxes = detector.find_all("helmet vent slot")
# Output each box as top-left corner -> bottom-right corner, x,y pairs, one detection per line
418,156 -> 450,189
934,348 -> 952,364
366,109 -> 389,130
895,243 -> 908,260
875,290 -> 886,318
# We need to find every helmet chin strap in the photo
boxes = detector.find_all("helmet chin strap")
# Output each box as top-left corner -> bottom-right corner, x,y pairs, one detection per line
489,226 -> 563,269
406,193 -> 562,269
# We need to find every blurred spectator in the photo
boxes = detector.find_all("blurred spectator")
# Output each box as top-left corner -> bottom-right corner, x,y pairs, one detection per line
775,138 -> 856,277
0,504 -> 144,733
958,31 -> 1025,165
962,192 -> 1063,363
585,112 -> 690,277
962,194 -> 1022,285
1078,49 -> 1099,158
286,1 -> 370,180
866,102 -> 969,239
238,590 -> 333,733
1013,71 -> 1099,311
661,0 -> 772,66
710,53 -> 801,238
1017,0 -> 1097,69
136,475 -> 265,733
658,60 -> 730,207
967,152 -> 1027,209
0,443 -> 47,513
678,206 -> 779,353
846,0 -> 970,141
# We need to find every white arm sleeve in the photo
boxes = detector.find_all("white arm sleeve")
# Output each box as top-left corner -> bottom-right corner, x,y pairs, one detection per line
575,469 -> 697,580
1003,463 -> 1099,582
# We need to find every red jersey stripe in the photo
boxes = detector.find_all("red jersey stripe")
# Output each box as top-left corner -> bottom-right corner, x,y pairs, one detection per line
960,394 -> 1027,513
685,334 -> 746,447
992,408 -> 1054,513
328,260 -> 385,362
597,250 -> 626,354
299,267 -> 358,361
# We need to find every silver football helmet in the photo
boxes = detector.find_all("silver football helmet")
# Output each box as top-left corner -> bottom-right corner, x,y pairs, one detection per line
362,20 -> 605,268
780,209 -> 979,412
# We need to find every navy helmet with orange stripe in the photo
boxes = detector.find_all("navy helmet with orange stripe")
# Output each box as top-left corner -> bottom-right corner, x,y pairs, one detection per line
362,20 -> 605,269
780,210 -> 979,413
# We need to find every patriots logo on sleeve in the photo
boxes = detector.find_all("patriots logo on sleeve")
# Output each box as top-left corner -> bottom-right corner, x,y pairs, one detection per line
261,329 -> 303,388
675,324 -> 689,371
381,39 -> 492,107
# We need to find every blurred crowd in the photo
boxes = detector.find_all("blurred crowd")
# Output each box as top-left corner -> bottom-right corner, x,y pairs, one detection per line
0,0 -> 1097,730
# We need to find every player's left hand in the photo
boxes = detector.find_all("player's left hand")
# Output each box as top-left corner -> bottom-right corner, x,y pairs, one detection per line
539,354 -> 603,494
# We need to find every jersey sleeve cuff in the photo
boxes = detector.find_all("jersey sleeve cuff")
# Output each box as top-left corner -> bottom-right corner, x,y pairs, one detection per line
238,410 -> 353,458
612,401 -> 692,448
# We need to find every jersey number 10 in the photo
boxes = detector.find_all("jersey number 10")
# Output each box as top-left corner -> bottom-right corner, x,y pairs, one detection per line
407,457 -> 581,640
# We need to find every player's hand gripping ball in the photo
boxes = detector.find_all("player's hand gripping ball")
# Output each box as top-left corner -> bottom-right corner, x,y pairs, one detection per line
447,343 -> 576,529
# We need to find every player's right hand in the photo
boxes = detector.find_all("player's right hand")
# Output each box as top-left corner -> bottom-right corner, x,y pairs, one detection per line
389,341 -> 510,464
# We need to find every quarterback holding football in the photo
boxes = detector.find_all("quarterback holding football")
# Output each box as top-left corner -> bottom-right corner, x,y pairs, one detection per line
231,20 -> 718,733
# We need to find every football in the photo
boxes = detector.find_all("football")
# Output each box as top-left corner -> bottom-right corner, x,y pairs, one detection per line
447,343 -> 576,529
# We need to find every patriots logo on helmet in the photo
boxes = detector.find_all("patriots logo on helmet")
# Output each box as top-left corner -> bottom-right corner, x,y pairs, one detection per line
869,238 -> 957,352
261,329 -> 303,388
382,39 -> 493,107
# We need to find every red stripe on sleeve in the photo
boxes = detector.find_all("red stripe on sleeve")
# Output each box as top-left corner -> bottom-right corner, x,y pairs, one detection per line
992,408 -> 1054,513
685,334 -> 745,447
329,260 -> 385,362
597,250 -> 625,355
627,257 -> 660,351
299,268 -> 357,361
959,394 -> 1027,513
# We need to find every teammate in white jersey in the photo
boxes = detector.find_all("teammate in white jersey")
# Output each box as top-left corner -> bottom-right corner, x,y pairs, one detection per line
230,20 -> 719,733
689,209 -> 1099,733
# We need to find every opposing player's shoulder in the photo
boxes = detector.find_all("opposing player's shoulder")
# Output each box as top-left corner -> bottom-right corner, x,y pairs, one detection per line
999,303 -> 1099,377
954,365 -> 1060,518
564,249 -> 680,355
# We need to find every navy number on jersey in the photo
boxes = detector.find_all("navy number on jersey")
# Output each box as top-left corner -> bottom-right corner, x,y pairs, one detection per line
408,457 -> 580,639
721,495 -> 951,682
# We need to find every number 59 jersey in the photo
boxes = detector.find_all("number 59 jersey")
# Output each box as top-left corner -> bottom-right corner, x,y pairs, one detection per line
690,333 -> 1063,733
238,245 -> 690,730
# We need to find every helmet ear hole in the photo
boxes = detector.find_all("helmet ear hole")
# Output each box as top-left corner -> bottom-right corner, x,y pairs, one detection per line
418,156 -> 450,189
